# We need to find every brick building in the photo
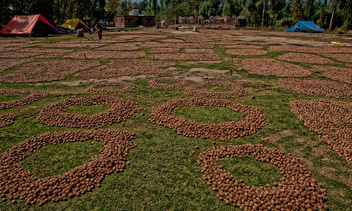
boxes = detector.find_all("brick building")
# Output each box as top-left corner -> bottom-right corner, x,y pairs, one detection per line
115,16 -> 155,28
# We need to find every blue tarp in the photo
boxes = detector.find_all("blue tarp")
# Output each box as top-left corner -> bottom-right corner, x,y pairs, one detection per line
285,20 -> 324,33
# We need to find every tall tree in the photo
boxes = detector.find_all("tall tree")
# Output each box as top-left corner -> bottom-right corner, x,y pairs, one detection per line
328,0 -> 338,30
304,0 -> 315,19
342,0 -> 352,29
291,0 -> 303,21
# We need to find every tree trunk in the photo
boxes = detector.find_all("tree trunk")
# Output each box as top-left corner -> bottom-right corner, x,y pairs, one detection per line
329,9 -> 335,30
261,1 -> 265,27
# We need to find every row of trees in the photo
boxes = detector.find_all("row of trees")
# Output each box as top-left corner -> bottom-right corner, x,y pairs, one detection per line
1,0 -> 351,30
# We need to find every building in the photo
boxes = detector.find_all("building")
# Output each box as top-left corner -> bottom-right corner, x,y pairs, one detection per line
115,9 -> 155,28
115,15 -> 155,28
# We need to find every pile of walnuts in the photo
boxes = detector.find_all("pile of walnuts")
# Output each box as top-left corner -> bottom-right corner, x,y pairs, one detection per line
198,144 -> 328,210
98,43 -> 140,51
149,48 -> 180,53
64,51 -> 146,59
148,77 -> 190,89
279,78 -> 352,98
152,53 -> 220,61
226,49 -> 268,56
0,60 -> 100,83
87,82 -> 136,94
313,65 -> 352,84
290,99 -> 352,165
242,59 -> 311,77
183,49 -> 217,54
0,114 -> 16,128
0,89 -> 46,110
76,60 -> 175,79
278,53 -> 333,64
149,98 -> 267,141
184,81 -> 247,98
0,59 -> 30,72
319,53 -> 352,63
0,51 -> 43,59
141,42 -> 214,49
0,129 -> 135,205
270,45 -> 352,54
44,42 -> 104,49
37,95 -> 140,128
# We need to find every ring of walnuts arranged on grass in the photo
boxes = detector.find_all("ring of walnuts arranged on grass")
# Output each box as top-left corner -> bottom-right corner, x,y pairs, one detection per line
148,77 -> 190,89
242,58 -> 311,77
279,78 -> 352,98
0,114 -> 16,128
278,52 -> 333,64
87,82 -> 136,95
0,89 -> 46,110
0,129 -> 135,205
184,81 -> 247,99
198,144 -> 328,210
149,98 -> 266,141
290,99 -> 352,165
313,65 -> 352,84
37,95 -> 140,128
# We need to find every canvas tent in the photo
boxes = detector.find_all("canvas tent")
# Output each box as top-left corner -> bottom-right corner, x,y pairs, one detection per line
60,19 -> 90,31
0,14 -> 60,36
285,20 -> 324,33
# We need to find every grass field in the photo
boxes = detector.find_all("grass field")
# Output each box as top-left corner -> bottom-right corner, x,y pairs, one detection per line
0,29 -> 351,210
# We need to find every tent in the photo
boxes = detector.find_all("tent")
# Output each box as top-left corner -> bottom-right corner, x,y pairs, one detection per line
285,20 -> 324,33
60,19 -> 90,31
0,14 -> 60,36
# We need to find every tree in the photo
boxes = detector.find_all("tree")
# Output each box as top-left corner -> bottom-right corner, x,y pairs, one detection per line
328,0 -> 338,30
304,0 -> 314,20
105,0 -> 121,16
342,0 -> 352,29
0,0 -> 12,26
291,0 -> 303,21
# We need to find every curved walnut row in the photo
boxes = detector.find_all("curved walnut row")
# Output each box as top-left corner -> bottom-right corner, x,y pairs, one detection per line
0,89 -> 46,110
313,65 -> 352,84
278,52 -> 333,64
149,98 -> 266,141
290,99 -> 352,165
184,81 -> 247,99
198,144 -> 328,210
0,60 -> 100,83
0,129 -> 135,205
87,82 -> 136,95
148,77 -> 190,89
279,78 -> 352,98
226,49 -> 268,56
0,114 -> 16,128
242,59 -> 311,77
37,95 -> 140,128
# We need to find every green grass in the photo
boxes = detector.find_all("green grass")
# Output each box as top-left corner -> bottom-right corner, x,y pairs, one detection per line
173,106 -> 245,124
0,94 -> 27,102
65,104 -> 111,115
21,140 -> 104,178
218,155 -> 282,187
